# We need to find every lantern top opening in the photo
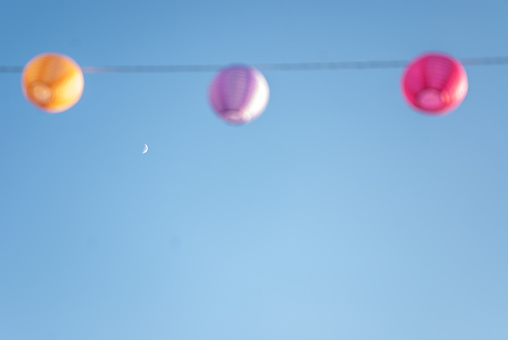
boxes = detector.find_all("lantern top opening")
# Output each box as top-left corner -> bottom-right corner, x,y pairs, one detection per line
415,88 -> 449,112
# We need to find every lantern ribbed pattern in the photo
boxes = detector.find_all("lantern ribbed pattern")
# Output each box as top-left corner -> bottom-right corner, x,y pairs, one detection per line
22,53 -> 84,113
401,53 -> 468,115
209,65 -> 269,124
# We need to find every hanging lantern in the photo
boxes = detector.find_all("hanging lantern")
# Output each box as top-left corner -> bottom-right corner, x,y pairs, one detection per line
401,53 -> 468,115
209,65 -> 269,124
22,53 -> 84,113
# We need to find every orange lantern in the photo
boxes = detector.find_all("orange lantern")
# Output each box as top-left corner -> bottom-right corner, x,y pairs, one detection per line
22,53 -> 84,113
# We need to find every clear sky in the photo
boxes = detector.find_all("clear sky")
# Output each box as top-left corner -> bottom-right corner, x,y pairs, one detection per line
1,0 -> 507,339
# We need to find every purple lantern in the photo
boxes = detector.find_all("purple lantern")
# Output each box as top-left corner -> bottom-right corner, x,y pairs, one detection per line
209,65 -> 270,124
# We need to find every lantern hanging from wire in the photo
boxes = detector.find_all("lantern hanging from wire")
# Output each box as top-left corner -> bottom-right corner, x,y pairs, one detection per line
401,52 -> 468,115
22,52 -> 84,113
209,65 -> 269,124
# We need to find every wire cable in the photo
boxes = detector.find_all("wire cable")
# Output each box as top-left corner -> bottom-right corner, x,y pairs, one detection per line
1,56 -> 508,74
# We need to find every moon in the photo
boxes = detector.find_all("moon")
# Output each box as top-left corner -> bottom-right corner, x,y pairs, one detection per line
142,144 -> 148,154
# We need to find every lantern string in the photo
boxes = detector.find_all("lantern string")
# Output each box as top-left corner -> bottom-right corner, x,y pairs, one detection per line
1,56 -> 508,74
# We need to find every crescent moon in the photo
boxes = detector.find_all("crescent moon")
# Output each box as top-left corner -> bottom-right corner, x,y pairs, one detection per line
142,144 -> 148,154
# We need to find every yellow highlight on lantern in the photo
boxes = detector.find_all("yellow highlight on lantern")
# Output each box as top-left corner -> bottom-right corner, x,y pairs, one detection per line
22,53 -> 84,113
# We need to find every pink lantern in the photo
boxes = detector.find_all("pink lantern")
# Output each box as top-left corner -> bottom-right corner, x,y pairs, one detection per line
209,65 -> 270,124
401,53 -> 468,115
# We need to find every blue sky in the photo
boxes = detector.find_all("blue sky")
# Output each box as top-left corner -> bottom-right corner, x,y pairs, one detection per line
1,0 -> 507,339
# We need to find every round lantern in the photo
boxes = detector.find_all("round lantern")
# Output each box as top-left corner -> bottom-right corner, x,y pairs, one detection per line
401,53 -> 468,115
22,53 -> 84,113
209,65 -> 269,124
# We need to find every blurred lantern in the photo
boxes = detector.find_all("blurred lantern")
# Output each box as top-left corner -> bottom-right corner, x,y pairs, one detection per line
22,53 -> 84,113
209,65 -> 269,124
401,53 -> 468,115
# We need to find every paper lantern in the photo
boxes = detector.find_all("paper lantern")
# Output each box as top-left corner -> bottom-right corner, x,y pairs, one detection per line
209,65 -> 269,124
22,53 -> 84,113
401,53 -> 468,115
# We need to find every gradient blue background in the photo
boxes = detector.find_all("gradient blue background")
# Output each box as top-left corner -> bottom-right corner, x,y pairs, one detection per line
1,0 -> 507,339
